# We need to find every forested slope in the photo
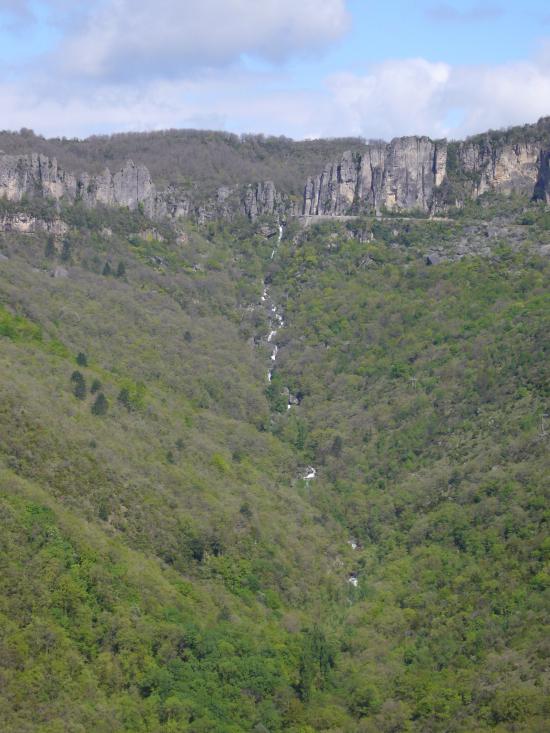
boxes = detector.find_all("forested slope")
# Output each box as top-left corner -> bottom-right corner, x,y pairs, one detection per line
0,128 -> 368,196
0,191 -> 548,731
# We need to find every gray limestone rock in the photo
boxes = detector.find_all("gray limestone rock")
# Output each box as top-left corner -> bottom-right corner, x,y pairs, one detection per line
241,181 -> 289,221
0,212 -> 68,236
2,121 -> 548,226
302,128 -> 550,217
304,137 -> 447,215
456,141 -> 541,197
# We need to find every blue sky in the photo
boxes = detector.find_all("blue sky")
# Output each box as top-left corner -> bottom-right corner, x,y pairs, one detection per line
0,0 -> 549,139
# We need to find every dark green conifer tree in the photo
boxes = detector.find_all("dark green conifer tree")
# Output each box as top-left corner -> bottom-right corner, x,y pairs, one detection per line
70,371 -> 86,400
44,236 -> 56,258
91,393 -> 108,415
61,238 -> 72,262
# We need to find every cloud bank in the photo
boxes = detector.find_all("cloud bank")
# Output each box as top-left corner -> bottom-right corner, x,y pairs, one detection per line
328,50 -> 550,139
51,0 -> 351,79
0,0 -> 548,141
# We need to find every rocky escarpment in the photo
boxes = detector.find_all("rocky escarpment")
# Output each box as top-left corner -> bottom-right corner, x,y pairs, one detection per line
241,181 -> 297,220
201,180 -> 296,223
454,141 -> 541,197
304,137 -> 447,216
2,118 -> 549,225
303,118 -> 550,216
0,211 -> 68,236
0,153 -> 292,224
0,153 -> 161,215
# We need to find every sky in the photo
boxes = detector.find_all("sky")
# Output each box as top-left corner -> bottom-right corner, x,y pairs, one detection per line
0,0 -> 549,140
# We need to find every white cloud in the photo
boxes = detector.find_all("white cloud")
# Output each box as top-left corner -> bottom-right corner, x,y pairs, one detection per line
327,59 -> 452,139
325,53 -> 550,140
56,0 -> 350,80
0,10 -> 548,144
0,73 -> 328,140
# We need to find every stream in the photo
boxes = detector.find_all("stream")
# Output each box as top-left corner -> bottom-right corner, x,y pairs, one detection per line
258,226 -> 362,583
263,226 -> 285,385
260,227 -> 318,485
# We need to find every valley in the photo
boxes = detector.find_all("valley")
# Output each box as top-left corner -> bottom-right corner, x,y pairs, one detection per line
0,122 -> 549,733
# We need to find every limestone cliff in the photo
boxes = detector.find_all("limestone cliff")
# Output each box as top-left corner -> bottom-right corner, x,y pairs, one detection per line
241,181 -> 297,220
0,153 -> 289,223
303,120 -> 550,216
0,153 -> 161,215
1,118 -> 549,224
303,138 -> 447,215
454,141 -> 541,197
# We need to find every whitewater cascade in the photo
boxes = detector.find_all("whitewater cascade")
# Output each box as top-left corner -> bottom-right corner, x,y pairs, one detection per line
263,226 -> 285,383
261,226 -> 317,483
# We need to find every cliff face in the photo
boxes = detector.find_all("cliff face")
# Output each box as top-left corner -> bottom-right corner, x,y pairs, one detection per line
303,138 -> 447,215
0,153 -> 77,203
0,153 -> 160,215
303,126 -> 550,216
241,181 -> 298,220
0,153 -> 288,223
1,119 -> 549,224
456,141 -> 541,196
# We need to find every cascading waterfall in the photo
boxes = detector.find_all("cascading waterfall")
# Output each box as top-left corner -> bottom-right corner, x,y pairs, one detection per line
263,225 -> 284,382
261,225 -> 317,484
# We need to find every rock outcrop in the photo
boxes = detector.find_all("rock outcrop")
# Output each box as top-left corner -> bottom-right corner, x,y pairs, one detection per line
0,153 -> 181,221
0,153 -> 292,224
0,153 -> 75,202
1,118 -> 549,225
241,181 -> 298,220
0,154 -> 159,214
455,141 -> 541,197
303,138 -> 447,216
0,212 -> 68,236
303,122 -> 550,217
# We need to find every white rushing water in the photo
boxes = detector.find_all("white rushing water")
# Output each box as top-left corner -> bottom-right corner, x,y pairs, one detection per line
258,226 -> 319,484
262,225 -> 285,378
261,223 -> 310,417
